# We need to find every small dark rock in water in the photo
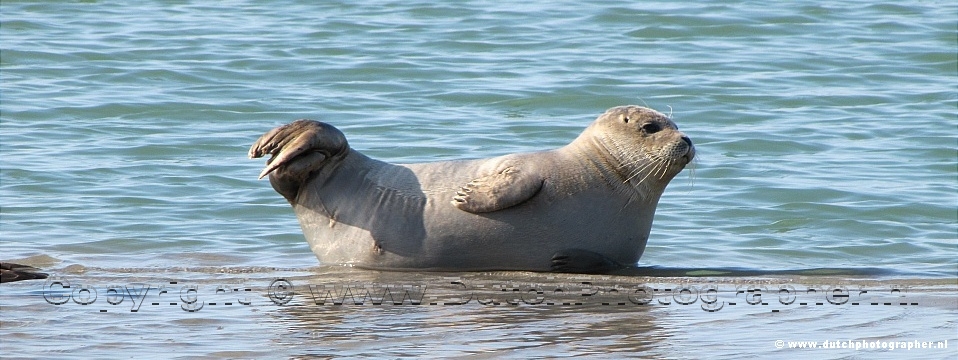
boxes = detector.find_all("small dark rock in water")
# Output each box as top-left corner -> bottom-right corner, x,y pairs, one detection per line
0,262 -> 49,283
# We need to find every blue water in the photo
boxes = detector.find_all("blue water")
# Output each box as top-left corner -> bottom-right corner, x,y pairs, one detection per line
1,1 -> 956,358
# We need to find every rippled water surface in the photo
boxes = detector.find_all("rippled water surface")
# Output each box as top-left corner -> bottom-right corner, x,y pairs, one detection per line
2,1 -> 956,358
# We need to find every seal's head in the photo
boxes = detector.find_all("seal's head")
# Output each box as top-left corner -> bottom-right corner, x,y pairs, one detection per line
583,105 -> 695,190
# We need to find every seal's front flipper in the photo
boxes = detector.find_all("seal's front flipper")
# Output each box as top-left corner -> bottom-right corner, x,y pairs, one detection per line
551,249 -> 623,274
249,120 -> 349,180
452,166 -> 543,213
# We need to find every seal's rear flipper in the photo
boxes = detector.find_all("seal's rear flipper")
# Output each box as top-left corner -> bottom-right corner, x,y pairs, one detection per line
249,120 -> 350,201
249,120 -> 349,179
550,249 -> 623,274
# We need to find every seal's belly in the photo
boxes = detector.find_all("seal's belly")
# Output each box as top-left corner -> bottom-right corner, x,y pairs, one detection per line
418,188 -> 650,270
294,158 -> 652,271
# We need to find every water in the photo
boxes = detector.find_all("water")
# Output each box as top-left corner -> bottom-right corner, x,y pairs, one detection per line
1,0 -> 956,358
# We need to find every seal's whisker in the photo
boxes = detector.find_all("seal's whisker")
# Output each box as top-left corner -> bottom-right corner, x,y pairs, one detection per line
634,156 -> 666,185
617,153 -> 651,169
655,160 -> 669,180
622,165 -> 649,184
637,166 -> 658,185
686,158 -> 696,188
617,153 -> 652,178
655,160 -> 667,180
636,97 -> 650,109
623,159 -> 658,184
661,159 -> 674,179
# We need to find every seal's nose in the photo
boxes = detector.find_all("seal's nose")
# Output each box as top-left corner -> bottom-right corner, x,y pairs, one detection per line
681,135 -> 695,163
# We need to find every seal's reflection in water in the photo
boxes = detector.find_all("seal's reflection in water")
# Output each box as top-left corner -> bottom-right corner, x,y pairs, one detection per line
616,266 -> 901,277
275,300 -> 662,357
264,266 -> 958,357
8,264 -> 952,357
269,268 -> 663,357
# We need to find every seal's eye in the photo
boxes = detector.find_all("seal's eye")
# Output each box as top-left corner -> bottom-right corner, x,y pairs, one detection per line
642,123 -> 662,134
623,116 -> 630,124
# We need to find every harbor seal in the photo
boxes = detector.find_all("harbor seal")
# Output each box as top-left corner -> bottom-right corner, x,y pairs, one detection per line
249,105 -> 694,273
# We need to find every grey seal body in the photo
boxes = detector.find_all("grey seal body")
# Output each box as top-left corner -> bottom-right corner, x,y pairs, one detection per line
250,106 -> 694,273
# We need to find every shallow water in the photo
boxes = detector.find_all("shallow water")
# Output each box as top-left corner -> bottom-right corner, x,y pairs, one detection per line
1,0 -> 956,358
